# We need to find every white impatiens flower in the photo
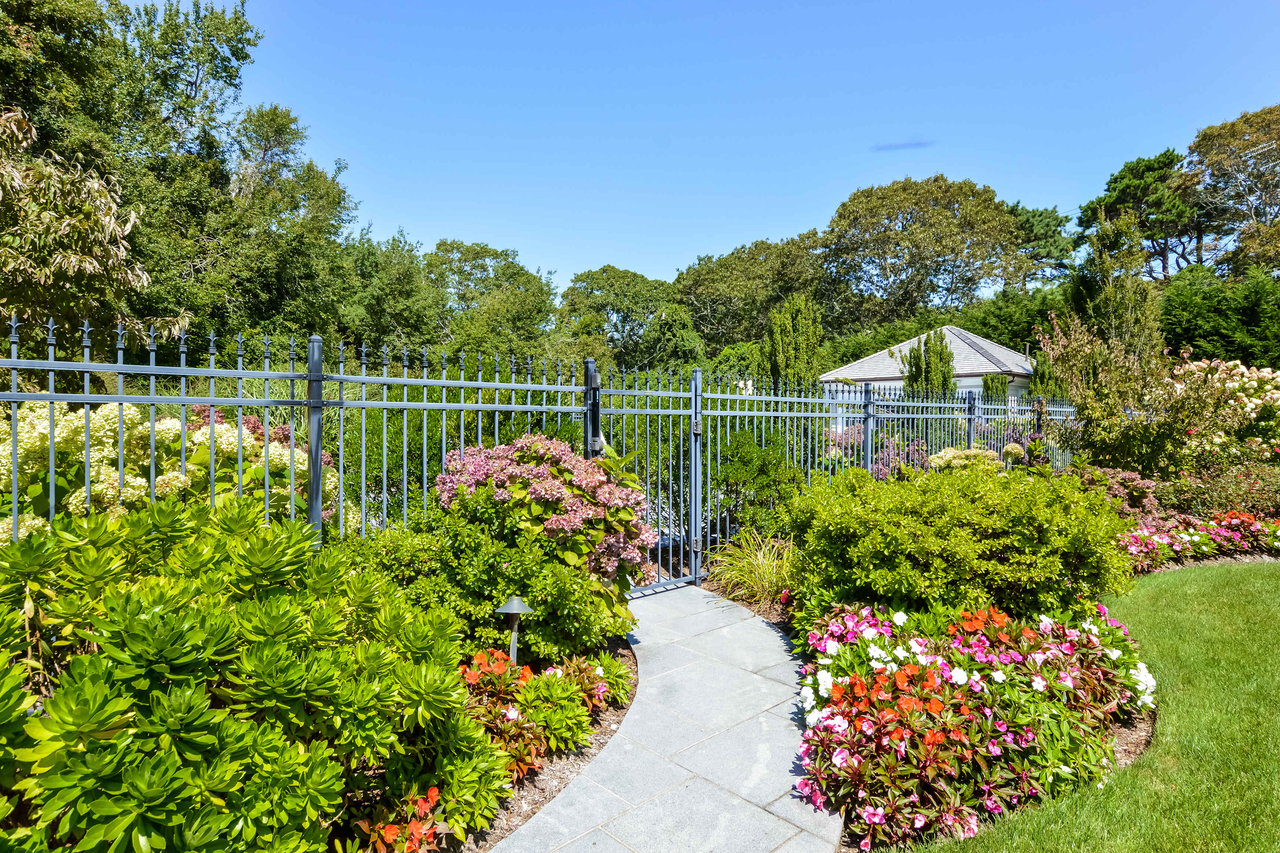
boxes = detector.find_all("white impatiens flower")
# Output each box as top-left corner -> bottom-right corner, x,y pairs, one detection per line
799,685 -> 816,711
1130,662 -> 1157,708
892,646 -> 909,660
824,639 -> 841,655
1105,647 -> 1122,661
816,671 -> 833,697
949,667 -> 969,686
867,644 -> 889,662
991,670 -> 1007,683
860,626 -> 880,641
893,611 -> 908,626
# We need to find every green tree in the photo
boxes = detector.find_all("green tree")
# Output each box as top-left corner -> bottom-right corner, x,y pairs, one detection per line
1078,150 -> 1212,278
335,230 -> 449,351
674,232 -> 824,352
1188,104 -> 1280,272
0,109 -> 150,333
558,265 -> 674,368
426,240 -> 555,357
1068,213 -> 1166,364
821,176 -> 1035,326
1008,203 -> 1074,276
637,305 -> 705,369
759,293 -> 823,385
897,329 -> 956,395
0,0 -> 119,160
1027,353 -> 1068,400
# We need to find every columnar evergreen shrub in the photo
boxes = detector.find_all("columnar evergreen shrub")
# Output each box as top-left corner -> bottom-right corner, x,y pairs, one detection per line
790,467 -> 1132,621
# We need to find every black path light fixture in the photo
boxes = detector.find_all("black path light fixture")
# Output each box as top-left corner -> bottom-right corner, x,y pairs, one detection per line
496,595 -> 534,664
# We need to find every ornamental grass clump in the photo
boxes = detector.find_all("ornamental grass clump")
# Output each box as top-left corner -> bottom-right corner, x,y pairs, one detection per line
796,603 -> 1154,849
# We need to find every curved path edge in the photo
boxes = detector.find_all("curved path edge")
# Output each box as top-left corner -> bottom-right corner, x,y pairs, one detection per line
491,585 -> 843,853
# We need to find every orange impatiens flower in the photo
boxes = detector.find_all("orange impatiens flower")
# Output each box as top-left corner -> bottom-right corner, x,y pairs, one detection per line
927,697 -> 945,714
923,729 -> 946,747
1022,627 -> 1037,641
898,696 -> 924,714
831,682 -> 846,703
991,609 -> 1009,629
894,670 -> 913,691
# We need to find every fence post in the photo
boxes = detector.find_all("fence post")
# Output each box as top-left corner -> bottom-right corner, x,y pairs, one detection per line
306,335 -> 324,536
583,358 -> 602,459
861,382 -> 875,471
965,390 -> 978,449
1034,395 -> 1045,435
689,367 -> 703,585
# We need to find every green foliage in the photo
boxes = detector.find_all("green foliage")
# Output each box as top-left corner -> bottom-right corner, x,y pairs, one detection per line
515,673 -> 591,753
674,232 -> 825,354
0,498 -> 512,849
1078,149 -> 1210,279
821,176 -> 1037,326
982,373 -> 1010,400
1067,213 -> 1166,365
711,431 -> 804,537
0,107 -> 150,331
558,265 -> 675,370
760,292 -> 823,384
898,329 -> 957,395
1162,265 -> 1280,367
789,467 -> 1133,623
707,530 -> 795,605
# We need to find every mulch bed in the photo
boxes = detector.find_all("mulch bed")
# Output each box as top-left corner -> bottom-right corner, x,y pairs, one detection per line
459,639 -> 638,852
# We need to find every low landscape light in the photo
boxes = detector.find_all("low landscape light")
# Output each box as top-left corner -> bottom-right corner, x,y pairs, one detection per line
496,595 -> 534,664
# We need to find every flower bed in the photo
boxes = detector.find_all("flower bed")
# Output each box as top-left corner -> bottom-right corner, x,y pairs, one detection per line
796,604 -> 1153,849
1123,511 -> 1280,573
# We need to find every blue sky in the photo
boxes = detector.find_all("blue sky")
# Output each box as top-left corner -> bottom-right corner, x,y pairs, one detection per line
239,0 -> 1280,288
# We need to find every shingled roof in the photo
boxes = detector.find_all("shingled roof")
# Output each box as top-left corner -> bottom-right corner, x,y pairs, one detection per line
819,326 -> 1034,384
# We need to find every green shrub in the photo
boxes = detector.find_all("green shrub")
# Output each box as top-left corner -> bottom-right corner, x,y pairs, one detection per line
707,529 -> 795,604
516,673 -> 592,753
1153,464 -> 1280,519
790,467 -> 1132,623
711,432 -> 805,537
0,498 -> 510,850
338,497 -> 633,662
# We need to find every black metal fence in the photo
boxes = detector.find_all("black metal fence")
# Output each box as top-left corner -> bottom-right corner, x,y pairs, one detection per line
2,318 -> 1075,588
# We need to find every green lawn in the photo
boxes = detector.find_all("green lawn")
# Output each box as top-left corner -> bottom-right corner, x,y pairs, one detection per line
929,561 -> 1280,853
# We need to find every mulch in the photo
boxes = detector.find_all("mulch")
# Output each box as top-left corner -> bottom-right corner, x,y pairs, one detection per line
459,639 -> 638,852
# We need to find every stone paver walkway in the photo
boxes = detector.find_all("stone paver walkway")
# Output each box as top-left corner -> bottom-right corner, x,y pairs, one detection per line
491,585 -> 843,853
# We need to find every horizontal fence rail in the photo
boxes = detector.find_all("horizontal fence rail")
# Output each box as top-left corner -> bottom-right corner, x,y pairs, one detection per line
3,317 -> 1076,589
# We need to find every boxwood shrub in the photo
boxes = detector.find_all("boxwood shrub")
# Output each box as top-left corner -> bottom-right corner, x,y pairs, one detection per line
790,467 -> 1132,622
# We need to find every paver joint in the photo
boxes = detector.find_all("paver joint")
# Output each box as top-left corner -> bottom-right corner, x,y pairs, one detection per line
490,585 -> 843,853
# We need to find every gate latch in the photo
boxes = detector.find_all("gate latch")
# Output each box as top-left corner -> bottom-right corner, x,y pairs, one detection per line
691,416 -> 702,436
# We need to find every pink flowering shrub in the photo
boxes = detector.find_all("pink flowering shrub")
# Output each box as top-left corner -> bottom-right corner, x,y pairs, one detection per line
436,434 -> 657,584
797,604 -> 1153,849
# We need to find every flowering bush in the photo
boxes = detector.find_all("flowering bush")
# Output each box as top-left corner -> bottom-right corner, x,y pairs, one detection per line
436,435 -> 657,584
0,397 -> 349,534
796,603 -> 1153,849
926,447 -> 999,472
1170,358 -> 1280,464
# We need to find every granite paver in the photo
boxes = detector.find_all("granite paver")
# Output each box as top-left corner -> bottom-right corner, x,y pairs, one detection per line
490,584 -> 842,853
